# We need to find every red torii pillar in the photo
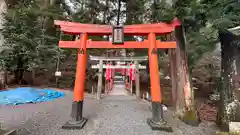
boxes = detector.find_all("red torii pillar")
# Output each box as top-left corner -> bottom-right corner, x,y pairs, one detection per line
54,19 -> 180,132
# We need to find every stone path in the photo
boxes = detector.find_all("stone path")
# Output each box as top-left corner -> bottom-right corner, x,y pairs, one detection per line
0,86 -> 218,135
108,82 -> 128,96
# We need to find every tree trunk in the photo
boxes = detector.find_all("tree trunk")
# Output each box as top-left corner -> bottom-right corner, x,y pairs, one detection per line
0,1 -> 6,90
31,68 -> 35,85
174,25 -> 200,126
218,30 -> 240,131
14,57 -> 24,85
116,0 -> 121,25
0,70 -> 6,90
169,49 -> 177,107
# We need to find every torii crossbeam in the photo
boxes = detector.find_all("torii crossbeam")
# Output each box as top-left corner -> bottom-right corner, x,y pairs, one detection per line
89,55 -> 148,61
55,19 -> 180,132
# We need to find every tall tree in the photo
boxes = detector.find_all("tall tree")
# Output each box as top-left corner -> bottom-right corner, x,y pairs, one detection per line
208,0 -> 240,130
1,0 -> 65,84
150,0 -> 240,127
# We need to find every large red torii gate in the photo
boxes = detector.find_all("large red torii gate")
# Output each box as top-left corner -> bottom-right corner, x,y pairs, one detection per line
55,19 -> 180,132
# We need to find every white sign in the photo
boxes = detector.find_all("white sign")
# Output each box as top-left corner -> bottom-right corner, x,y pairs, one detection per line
117,61 -> 126,64
55,71 -> 62,77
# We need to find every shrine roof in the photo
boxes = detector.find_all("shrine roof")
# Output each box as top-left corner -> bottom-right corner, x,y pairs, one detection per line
228,26 -> 240,35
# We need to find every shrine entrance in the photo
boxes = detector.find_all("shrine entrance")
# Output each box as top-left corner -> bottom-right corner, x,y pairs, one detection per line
89,55 -> 147,99
54,19 -> 180,132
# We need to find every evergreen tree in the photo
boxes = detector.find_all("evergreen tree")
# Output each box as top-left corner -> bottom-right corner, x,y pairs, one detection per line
0,0 -> 65,84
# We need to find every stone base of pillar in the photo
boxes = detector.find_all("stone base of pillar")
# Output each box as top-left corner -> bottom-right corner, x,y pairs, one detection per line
62,101 -> 88,130
62,118 -> 88,130
147,102 -> 172,132
147,118 -> 172,132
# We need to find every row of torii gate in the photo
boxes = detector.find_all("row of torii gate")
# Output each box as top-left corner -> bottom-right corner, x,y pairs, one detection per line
54,18 -> 182,132
89,55 -> 148,100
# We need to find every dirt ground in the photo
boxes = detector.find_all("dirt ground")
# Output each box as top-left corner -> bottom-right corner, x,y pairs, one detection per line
0,89 -> 219,135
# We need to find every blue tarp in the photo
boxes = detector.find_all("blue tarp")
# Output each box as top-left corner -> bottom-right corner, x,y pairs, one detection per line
0,87 -> 65,105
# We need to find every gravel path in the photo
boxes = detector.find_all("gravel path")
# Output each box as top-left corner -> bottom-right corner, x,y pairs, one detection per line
0,90 -> 218,135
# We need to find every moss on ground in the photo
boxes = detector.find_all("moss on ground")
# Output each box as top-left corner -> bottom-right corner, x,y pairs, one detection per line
181,109 -> 201,126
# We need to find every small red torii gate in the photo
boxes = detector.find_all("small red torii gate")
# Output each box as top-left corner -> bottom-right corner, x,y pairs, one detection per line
55,19 -> 180,132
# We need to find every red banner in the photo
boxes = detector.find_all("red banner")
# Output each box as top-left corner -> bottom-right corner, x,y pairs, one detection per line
130,64 -> 136,81
131,68 -> 136,81
127,65 -> 131,76
106,64 -> 111,80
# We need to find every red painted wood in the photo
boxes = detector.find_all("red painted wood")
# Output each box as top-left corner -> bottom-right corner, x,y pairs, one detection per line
58,40 -> 176,49
60,26 -> 175,36
54,20 -> 111,29
54,19 -> 180,30
55,19 -> 181,36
